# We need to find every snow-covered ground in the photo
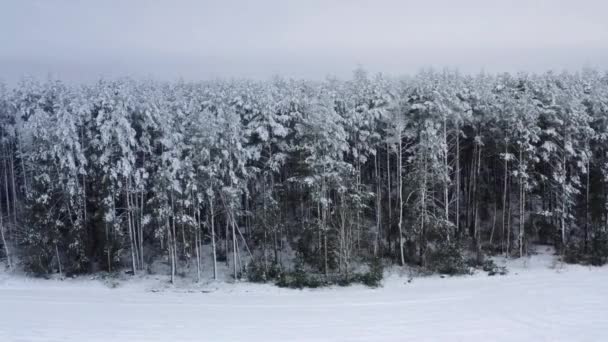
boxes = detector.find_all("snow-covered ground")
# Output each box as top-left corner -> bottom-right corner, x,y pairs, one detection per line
0,247 -> 607,342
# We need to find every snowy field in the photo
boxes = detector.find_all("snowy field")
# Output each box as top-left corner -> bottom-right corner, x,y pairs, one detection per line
1,248 -> 607,342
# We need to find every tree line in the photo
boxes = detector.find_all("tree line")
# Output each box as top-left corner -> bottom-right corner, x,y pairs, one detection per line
0,68 -> 607,282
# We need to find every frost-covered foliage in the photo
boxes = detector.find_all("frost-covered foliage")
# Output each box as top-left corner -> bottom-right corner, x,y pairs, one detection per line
0,69 -> 608,278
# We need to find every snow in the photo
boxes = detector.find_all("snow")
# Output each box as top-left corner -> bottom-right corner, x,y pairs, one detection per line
1,248 -> 607,342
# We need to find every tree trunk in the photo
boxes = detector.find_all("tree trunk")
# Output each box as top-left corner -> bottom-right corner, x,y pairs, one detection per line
443,116 -> 450,240
232,214 -> 238,280
502,142 -> 509,256
323,187 -> 329,277
166,216 -> 175,284
519,149 -> 525,258
170,192 -> 178,281
507,185 -> 512,257
397,133 -> 405,266
490,199 -> 497,245
339,194 -> 347,274
195,206 -> 201,283
324,224 -> 329,277
55,244 -> 63,277
209,196 -> 217,280
474,143 -> 482,262
374,152 -> 381,256
18,136 -> 28,195
9,149 -> 17,227
225,213 -> 230,267
3,153 -> 11,234
420,149 -> 428,267
585,159 -> 590,252
126,177 -> 137,274
561,150 -> 567,249
455,122 -> 460,236
387,142 -> 392,254
0,217 -> 11,270
139,153 -> 146,269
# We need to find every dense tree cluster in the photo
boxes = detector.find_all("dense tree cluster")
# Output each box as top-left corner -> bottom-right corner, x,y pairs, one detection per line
1,69 -> 608,281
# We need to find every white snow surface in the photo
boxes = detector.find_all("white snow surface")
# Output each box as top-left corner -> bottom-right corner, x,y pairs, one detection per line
1,247 -> 607,342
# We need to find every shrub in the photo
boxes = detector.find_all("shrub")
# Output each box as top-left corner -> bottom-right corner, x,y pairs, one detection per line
357,257 -> 384,287
21,234 -> 55,276
426,241 -> 469,275
563,242 -> 584,264
246,261 -> 282,283
590,231 -> 608,266
276,261 -> 325,289
215,249 -> 227,263
562,232 -> 608,266
480,259 -> 508,276
275,258 -> 383,289
536,220 -> 557,245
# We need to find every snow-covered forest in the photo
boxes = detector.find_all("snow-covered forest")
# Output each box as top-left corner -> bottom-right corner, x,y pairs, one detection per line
1,68 -> 608,284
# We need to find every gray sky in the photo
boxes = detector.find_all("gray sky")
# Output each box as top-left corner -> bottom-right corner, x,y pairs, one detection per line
1,0 -> 608,83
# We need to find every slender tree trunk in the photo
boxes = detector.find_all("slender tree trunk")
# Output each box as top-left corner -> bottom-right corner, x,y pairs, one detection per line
561,189 -> 566,250
374,152 -> 381,256
18,136 -> 28,195
443,116 -> 450,240
520,183 -> 526,258
126,177 -> 137,274
324,213 -> 328,277
170,193 -> 178,276
9,149 -> 17,227
474,143 -> 482,262
490,200 -> 497,245
3,152 -> 12,234
55,244 -> 63,277
561,151 -> 567,249
181,211 -> 187,258
317,201 -> 322,255
80,128 -> 87,254
585,159 -> 590,252
209,196 -> 217,280
507,185 -> 512,257
355,147 -> 361,249
194,229 -> 201,282
82,172 -> 87,234
106,196 -> 113,272
420,149 -> 428,266
465,162 -> 472,232
519,149 -> 525,258
132,194 -> 140,270
232,214 -> 238,280
322,185 -> 328,277
166,216 -> 175,284
225,214 -> 230,267
339,194 -> 346,273
387,142 -> 392,253
455,122 -> 460,236
502,142 -> 509,256
195,205 -> 201,283
236,234 -> 243,274
262,171 -> 268,272
397,133 -> 405,266
0,215 -> 11,270
273,224 -> 279,265
139,153 -> 146,269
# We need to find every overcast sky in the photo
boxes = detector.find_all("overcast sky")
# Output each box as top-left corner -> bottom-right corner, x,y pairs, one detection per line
1,0 -> 607,83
